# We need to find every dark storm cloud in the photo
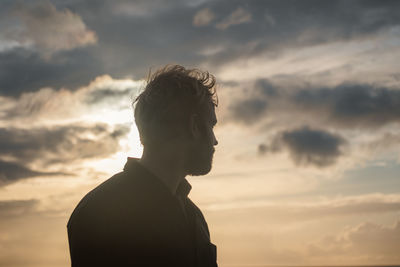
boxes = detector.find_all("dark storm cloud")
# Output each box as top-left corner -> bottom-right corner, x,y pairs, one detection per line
230,80 -> 400,128
0,123 -> 130,165
294,84 -> 400,127
0,0 -> 102,97
0,47 -> 103,97
260,127 -> 346,167
2,0 -> 399,97
0,160 -> 66,186
192,0 -> 400,67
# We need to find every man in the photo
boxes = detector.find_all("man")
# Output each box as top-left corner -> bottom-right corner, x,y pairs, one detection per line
67,65 -> 219,267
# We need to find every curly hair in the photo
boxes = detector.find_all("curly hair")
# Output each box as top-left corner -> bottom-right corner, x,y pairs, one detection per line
133,65 -> 217,147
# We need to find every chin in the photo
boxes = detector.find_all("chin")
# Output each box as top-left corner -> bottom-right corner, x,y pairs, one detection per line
186,155 -> 214,176
189,164 -> 212,176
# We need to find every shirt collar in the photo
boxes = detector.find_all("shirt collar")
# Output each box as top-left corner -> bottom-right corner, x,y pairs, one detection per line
123,157 -> 192,198
176,178 -> 192,197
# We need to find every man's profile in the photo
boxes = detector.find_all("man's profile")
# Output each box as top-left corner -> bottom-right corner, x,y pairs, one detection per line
67,65 -> 219,266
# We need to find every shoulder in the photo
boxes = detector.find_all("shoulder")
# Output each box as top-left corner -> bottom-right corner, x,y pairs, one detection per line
71,172 -> 124,212
67,171 -> 146,229
186,198 -> 211,235
187,198 -> 206,219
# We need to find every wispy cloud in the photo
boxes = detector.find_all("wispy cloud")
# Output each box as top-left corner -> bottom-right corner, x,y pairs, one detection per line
193,8 -> 215,27
0,123 -> 129,186
0,199 -> 38,218
308,220 -> 400,264
216,7 -> 251,30
204,193 -> 400,216
1,75 -> 142,122
0,160 -> 67,187
0,123 -> 129,164
1,1 -> 97,57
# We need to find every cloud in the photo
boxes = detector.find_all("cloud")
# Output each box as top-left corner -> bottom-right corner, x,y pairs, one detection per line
0,199 -> 38,218
84,87 -> 133,104
112,0 -> 178,17
205,193 -> 400,265
0,74 -> 139,185
2,0 -> 399,97
228,80 -> 400,129
216,7 -> 251,30
366,132 -> 400,151
346,221 -> 400,256
204,193 -> 400,265
267,126 -> 346,167
0,47 -> 103,97
0,123 -> 130,167
193,8 -> 215,27
204,1 -> 400,67
205,193 -> 400,219
3,87 -> 78,120
225,78 -> 281,125
0,2 -> 399,266
0,160 -> 66,186
227,78 -> 280,124
308,220 -> 400,263
294,83 -> 400,128
254,78 -> 279,97
1,74 -> 141,122
2,1 -> 97,57
229,98 -> 268,124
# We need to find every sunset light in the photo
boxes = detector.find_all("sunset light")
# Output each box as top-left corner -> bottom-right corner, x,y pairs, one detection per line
1,1 -> 400,266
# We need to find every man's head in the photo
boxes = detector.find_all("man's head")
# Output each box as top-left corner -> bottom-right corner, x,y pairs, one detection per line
134,65 -> 218,175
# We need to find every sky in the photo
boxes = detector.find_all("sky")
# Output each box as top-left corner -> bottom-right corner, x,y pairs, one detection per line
1,0 -> 400,266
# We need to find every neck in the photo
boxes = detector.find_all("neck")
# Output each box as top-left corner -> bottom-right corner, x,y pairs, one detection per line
139,147 -> 186,195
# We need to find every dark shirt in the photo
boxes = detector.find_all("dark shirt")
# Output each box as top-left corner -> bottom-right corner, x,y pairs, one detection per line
67,157 -> 218,267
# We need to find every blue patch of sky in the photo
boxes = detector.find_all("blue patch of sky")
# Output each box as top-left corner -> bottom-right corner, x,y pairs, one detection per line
317,160 -> 400,197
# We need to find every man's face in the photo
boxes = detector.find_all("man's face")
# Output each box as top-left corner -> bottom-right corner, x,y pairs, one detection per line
184,103 -> 218,176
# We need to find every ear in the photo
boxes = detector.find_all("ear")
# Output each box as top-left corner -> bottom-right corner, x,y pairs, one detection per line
189,114 -> 201,139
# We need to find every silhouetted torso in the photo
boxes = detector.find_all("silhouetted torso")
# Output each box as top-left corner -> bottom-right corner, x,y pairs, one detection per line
67,157 -> 217,267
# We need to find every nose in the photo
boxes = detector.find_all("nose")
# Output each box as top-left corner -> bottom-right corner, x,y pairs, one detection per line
213,132 -> 218,146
